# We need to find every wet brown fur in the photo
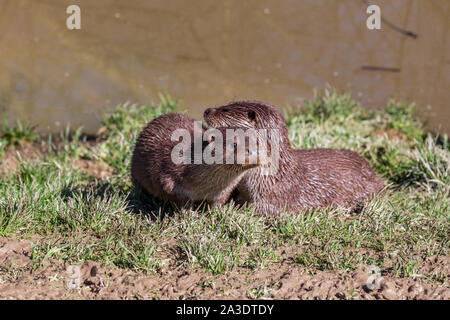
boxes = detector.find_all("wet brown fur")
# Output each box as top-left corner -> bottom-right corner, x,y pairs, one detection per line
131,113 -> 258,209
204,100 -> 384,215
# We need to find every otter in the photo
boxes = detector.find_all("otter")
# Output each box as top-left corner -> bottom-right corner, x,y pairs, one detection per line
204,100 -> 384,215
131,113 -> 259,209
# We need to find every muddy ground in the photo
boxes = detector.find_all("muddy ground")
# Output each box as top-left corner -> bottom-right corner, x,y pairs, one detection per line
1,238 -> 448,300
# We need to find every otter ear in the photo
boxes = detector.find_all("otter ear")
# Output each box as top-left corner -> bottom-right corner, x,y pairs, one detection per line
248,110 -> 256,124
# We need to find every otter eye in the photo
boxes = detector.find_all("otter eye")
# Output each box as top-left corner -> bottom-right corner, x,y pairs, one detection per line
248,110 -> 256,121
222,108 -> 229,112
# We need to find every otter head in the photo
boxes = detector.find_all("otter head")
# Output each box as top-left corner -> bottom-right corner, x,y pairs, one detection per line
203,100 -> 290,148
203,100 -> 284,129
203,127 -> 261,173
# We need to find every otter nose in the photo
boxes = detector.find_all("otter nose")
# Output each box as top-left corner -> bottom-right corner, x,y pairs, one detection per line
204,108 -> 212,116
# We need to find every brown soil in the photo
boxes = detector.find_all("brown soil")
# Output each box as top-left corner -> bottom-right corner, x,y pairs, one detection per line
0,142 -> 111,179
0,143 -> 41,175
1,237 -> 448,300
70,159 -> 114,179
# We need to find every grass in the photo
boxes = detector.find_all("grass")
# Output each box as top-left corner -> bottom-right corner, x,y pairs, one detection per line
0,90 -> 448,285
0,119 -> 37,155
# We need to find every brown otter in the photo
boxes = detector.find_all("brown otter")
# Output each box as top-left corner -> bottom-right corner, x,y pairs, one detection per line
204,100 -> 384,215
131,113 -> 259,209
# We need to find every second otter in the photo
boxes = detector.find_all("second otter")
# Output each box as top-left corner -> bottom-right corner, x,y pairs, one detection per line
204,100 -> 384,215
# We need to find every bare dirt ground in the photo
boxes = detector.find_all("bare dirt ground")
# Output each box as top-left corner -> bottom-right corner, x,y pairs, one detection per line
1,238 -> 448,300
0,141 -> 105,178
0,143 -> 41,175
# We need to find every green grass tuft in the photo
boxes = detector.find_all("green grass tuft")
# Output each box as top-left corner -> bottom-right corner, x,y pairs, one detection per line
1,119 -> 37,154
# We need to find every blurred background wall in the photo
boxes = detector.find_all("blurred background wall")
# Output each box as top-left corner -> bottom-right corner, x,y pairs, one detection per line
0,0 -> 448,133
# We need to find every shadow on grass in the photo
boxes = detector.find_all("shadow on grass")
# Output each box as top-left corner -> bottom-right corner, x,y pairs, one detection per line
126,182 -> 179,220
59,179 -> 181,221
126,180 -> 215,220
